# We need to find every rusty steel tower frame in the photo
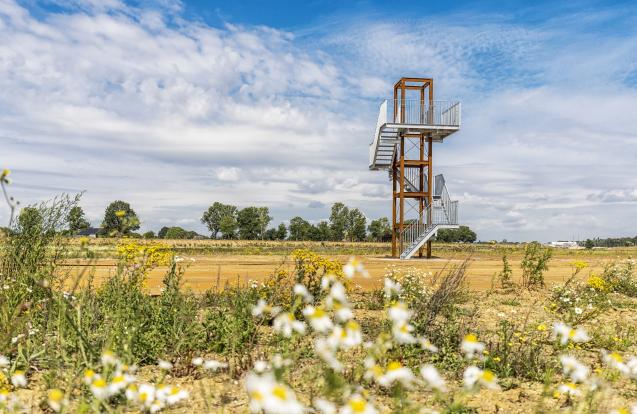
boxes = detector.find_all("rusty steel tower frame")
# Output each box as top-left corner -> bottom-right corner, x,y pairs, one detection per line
392,78 -> 434,258
369,77 -> 461,259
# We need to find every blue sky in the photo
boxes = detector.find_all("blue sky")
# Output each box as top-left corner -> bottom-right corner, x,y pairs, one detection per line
1,0 -> 637,241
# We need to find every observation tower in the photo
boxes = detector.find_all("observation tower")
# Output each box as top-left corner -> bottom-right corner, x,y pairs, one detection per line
369,78 -> 461,259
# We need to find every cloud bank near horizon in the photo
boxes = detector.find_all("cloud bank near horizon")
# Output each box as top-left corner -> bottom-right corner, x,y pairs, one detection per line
1,0 -> 636,241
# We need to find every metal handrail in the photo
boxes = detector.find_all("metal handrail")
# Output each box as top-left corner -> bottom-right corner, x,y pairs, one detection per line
369,100 -> 388,166
391,100 -> 460,126
398,175 -> 458,256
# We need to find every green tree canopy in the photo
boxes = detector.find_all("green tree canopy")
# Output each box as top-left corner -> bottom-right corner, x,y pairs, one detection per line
346,208 -> 367,241
275,223 -> 287,240
219,215 -> 238,239
289,216 -> 311,241
158,226 -> 170,239
201,202 -> 238,239
101,200 -> 140,236
436,225 -> 477,243
237,207 -> 270,240
67,206 -> 90,233
329,202 -> 349,241
368,217 -> 391,242
143,231 -> 155,239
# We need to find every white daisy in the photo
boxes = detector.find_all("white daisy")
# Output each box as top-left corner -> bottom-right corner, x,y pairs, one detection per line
273,313 -> 306,337
463,366 -> 499,390
559,355 -> 590,383
420,364 -> 447,392
10,370 -> 27,388
460,334 -> 485,360
303,306 -> 333,333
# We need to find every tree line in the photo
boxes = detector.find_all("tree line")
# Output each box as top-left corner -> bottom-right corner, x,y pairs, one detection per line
11,199 -> 476,243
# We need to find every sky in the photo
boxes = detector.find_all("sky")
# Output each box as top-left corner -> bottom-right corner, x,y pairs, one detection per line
1,0 -> 637,241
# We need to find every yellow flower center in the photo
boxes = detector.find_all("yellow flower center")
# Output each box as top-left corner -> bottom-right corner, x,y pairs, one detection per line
272,385 -> 287,400
313,308 -> 326,318
349,398 -> 367,412
481,370 -> 495,382
92,378 -> 107,388
387,361 -> 402,371
568,329 -> 576,338
610,353 -> 623,363
464,333 -> 478,343
48,389 -> 64,402
250,391 -> 263,401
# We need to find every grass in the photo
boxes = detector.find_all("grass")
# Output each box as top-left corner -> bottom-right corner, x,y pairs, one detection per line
1,198 -> 637,413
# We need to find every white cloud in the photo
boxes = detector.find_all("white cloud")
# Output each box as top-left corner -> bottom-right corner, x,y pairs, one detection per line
1,1 -> 637,241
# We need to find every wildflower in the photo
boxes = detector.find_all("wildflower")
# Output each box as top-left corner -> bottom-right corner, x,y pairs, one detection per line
10,370 -> 27,388
273,312 -> 306,337
246,372 -> 305,414
557,382 -> 581,396
101,350 -> 118,366
378,361 -> 416,388
0,355 -> 8,368
314,398 -> 337,414
559,355 -> 590,383
90,377 -> 110,400
326,282 -> 348,308
253,360 -> 269,373
363,357 -> 384,383
574,307 -> 583,315
83,369 -> 98,385
343,257 -> 368,279
419,337 -> 439,353
341,394 -> 378,414
463,366 -> 499,390
136,383 -> 158,411
157,384 -> 189,406
47,389 -> 67,412
315,338 -> 342,371
339,321 -> 363,348
384,278 -> 402,298
392,321 -> 417,344
536,324 -> 547,331
252,299 -> 281,317
461,334 -> 485,360
203,359 -> 228,371
387,301 -> 411,324
108,373 -> 132,395
191,357 -> 203,366
158,360 -> 173,371
293,284 -> 313,303
333,303 -> 353,322
420,364 -> 447,392
602,351 -> 630,375
115,210 -> 126,217
552,322 -> 589,345
303,306 -> 333,333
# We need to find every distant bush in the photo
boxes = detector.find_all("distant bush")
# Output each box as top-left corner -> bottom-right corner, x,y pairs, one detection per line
520,242 -> 552,288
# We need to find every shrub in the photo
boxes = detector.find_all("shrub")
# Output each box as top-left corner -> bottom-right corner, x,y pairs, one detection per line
549,263 -> 610,324
601,260 -> 637,296
497,249 -> 513,288
520,242 -> 552,288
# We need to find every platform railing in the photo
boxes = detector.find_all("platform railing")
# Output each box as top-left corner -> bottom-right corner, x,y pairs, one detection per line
392,100 -> 461,126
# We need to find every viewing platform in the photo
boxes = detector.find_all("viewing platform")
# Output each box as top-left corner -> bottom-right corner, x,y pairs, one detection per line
369,99 -> 461,170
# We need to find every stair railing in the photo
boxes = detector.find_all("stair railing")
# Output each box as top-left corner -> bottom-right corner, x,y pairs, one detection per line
369,100 -> 388,167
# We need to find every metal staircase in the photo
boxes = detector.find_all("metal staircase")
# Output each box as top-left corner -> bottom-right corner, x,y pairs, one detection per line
398,175 -> 458,259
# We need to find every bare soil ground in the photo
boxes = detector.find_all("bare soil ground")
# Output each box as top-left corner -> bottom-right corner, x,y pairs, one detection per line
59,240 -> 636,293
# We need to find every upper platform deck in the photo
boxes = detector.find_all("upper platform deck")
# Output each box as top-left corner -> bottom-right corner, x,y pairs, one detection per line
382,99 -> 461,140
369,99 -> 461,169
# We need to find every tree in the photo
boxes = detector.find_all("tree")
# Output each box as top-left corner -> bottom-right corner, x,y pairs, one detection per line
219,215 -> 238,239
314,221 -> 331,241
165,226 -> 189,239
289,216 -> 311,241
329,203 -> 349,241
237,207 -> 262,240
346,208 -> 367,241
263,228 -> 278,240
584,239 -> 594,249
436,226 -> 477,243
67,206 -> 90,233
275,223 -> 287,240
102,200 -> 140,236
201,202 -> 238,239
143,231 -> 155,239
368,217 -> 391,242
158,226 -> 170,239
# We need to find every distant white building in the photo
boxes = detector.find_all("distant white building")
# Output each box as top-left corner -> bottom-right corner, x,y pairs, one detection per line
546,241 -> 579,248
